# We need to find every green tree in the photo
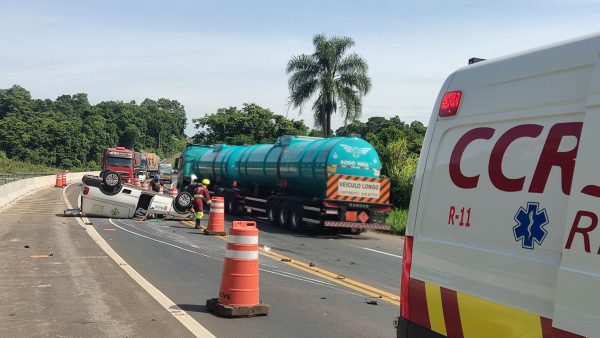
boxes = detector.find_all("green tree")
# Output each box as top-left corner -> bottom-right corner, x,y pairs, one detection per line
192,103 -> 309,145
0,85 -> 188,170
286,34 -> 371,136
336,116 -> 427,208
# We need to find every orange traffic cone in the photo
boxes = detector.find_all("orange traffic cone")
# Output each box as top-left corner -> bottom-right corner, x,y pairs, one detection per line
159,185 -> 163,194
206,221 -> 269,317
133,177 -> 140,187
141,181 -> 149,190
204,196 -> 226,236
168,187 -> 178,198
61,172 -> 67,186
55,173 -> 63,188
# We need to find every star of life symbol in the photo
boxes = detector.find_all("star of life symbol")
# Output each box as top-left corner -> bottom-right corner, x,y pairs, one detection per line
340,144 -> 371,159
513,202 -> 549,249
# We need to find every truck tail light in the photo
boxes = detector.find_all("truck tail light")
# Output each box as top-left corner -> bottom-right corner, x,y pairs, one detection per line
323,201 -> 339,209
83,187 -> 89,195
377,205 -> 392,212
439,91 -> 462,117
400,236 -> 414,319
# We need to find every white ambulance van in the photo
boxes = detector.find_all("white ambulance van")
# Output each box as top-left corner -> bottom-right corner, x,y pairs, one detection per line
396,33 -> 600,338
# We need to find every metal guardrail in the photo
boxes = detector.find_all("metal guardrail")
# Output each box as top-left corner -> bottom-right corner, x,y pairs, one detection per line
0,172 -> 56,186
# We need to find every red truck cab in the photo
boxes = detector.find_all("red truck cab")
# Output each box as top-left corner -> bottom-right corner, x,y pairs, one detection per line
102,147 -> 135,183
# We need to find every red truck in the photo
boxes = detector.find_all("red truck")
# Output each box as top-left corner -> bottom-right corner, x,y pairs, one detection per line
101,147 -> 135,183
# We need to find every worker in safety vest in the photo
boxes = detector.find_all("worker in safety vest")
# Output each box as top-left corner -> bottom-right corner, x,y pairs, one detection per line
193,178 -> 211,229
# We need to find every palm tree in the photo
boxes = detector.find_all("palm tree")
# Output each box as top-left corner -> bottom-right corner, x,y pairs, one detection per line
286,34 -> 371,137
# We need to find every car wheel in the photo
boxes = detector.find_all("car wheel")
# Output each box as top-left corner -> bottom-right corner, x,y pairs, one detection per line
173,192 -> 193,213
290,203 -> 303,231
103,171 -> 121,188
267,199 -> 280,227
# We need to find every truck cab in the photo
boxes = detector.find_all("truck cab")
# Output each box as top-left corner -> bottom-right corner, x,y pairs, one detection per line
102,147 -> 134,183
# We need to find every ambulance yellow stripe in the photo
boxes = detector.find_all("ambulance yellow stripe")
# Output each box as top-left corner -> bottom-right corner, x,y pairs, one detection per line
457,292 -> 543,338
424,282 -> 447,336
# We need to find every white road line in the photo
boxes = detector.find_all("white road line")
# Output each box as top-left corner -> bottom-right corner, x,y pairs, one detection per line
362,247 -> 403,259
110,219 -> 221,261
111,217 -> 369,299
62,183 -> 215,338
112,219 -> 367,297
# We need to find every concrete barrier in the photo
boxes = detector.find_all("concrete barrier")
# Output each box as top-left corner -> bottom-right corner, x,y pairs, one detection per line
0,171 -> 100,210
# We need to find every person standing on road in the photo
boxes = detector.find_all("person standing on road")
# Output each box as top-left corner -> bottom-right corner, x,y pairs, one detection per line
193,178 -> 211,229
150,174 -> 162,193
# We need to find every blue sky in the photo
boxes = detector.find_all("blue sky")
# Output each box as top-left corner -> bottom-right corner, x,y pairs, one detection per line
1,0 -> 599,137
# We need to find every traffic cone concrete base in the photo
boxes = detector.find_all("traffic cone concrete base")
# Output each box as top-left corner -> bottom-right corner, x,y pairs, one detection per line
203,229 -> 227,236
205,298 -> 269,318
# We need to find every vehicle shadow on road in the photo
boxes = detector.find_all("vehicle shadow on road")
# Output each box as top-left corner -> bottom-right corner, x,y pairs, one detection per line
168,225 -> 193,229
223,214 -> 375,240
175,304 -> 209,314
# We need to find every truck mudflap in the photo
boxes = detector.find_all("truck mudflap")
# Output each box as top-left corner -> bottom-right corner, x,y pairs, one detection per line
324,221 -> 391,231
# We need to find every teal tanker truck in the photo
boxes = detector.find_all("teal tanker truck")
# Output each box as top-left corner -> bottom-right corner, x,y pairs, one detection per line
175,135 -> 391,232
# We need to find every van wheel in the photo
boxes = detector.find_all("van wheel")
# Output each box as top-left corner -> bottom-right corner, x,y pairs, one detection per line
103,171 -> 121,189
173,192 -> 193,213
289,203 -> 303,231
267,199 -> 281,227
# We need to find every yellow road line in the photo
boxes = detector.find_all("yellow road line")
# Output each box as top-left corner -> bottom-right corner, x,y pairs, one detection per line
180,220 -> 400,306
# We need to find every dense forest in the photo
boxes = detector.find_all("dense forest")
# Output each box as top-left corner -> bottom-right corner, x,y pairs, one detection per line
194,104 -> 427,209
0,85 -> 188,169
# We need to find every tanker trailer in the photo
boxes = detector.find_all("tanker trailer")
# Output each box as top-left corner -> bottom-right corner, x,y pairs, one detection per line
192,135 -> 391,232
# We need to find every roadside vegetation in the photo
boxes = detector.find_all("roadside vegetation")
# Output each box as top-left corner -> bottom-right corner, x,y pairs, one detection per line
386,209 -> 408,235
0,85 -> 187,171
0,151 -> 61,173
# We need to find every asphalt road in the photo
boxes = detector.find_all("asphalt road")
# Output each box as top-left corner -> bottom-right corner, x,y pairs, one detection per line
67,183 -> 402,338
0,185 -> 193,337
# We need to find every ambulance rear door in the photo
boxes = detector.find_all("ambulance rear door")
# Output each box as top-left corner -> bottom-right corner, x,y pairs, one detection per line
553,54 -> 600,337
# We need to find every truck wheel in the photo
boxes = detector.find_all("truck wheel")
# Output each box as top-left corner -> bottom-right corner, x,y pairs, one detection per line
173,192 -> 193,213
224,192 -> 239,215
267,199 -> 281,227
278,201 -> 291,227
289,203 -> 303,231
102,171 -> 121,189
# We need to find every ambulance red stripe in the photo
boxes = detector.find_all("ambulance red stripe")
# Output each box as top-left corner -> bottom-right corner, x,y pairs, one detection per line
440,287 -> 464,338
408,278 -> 431,329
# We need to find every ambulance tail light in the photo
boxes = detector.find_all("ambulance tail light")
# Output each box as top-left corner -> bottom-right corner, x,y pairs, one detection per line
400,236 -> 414,319
439,91 -> 462,117
83,187 -> 89,195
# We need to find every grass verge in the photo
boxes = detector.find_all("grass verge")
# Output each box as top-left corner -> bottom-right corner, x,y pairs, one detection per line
386,209 -> 408,236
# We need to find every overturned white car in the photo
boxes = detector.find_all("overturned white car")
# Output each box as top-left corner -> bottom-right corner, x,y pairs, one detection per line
77,171 -> 193,219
